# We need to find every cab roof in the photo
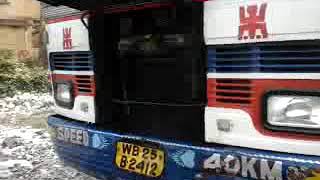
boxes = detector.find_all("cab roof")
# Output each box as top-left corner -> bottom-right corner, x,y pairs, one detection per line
39,0 -> 100,10
39,0 -> 206,10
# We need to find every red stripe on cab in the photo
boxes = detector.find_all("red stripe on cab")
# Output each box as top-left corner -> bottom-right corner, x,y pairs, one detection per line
207,78 -> 320,141
52,74 -> 95,97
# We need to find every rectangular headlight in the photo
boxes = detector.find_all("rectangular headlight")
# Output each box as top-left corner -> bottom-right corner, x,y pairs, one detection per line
265,91 -> 320,133
54,81 -> 74,109
57,83 -> 72,103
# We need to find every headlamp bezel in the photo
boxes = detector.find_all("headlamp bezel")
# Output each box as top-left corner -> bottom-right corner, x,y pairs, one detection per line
263,90 -> 320,135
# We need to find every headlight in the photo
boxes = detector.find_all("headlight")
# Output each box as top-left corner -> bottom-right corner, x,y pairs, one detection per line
57,83 -> 72,103
265,91 -> 320,133
54,81 -> 74,109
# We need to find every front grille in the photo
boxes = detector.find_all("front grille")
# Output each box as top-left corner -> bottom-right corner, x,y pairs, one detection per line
74,75 -> 95,95
50,51 -> 94,71
207,79 -> 253,105
208,41 -> 320,73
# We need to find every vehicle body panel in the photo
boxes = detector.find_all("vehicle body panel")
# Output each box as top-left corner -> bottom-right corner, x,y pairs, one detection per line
204,0 -> 320,45
47,16 -> 90,52
204,0 -> 320,156
46,17 -> 95,123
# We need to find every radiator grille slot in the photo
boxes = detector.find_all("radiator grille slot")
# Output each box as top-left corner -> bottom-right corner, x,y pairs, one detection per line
208,41 -> 320,73
74,75 -> 95,94
50,51 -> 94,71
208,79 -> 253,105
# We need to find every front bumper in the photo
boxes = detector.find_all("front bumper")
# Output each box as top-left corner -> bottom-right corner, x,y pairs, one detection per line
48,115 -> 320,180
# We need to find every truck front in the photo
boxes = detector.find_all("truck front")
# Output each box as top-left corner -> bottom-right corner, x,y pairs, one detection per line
43,0 -> 320,179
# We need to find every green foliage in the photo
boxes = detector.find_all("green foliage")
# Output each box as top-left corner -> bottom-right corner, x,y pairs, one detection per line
0,50 -> 48,96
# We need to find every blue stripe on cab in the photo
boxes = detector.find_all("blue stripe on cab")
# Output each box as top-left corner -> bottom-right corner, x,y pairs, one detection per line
50,51 -> 94,71
208,42 -> 320,73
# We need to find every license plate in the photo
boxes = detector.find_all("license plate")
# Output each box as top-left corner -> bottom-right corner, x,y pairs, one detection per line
115,142 -> 165,177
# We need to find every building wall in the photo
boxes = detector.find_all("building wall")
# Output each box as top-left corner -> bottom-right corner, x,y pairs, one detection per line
0,0 -> 40,20
0,0 -> 41,59
0,26 -> 26,50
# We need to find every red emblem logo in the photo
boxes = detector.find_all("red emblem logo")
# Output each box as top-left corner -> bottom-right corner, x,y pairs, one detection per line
63,27 -> 72,50
239,3 -> 268,40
